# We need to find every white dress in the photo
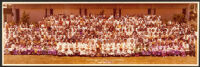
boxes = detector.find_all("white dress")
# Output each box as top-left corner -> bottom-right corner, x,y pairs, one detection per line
127,49 -> 132,54
56,42 -> 61,50
116,49 -> 121,55
61,43 -> 66,53
67,49 -> 73,55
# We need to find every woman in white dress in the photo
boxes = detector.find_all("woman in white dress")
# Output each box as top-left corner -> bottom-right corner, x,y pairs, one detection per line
56,42 -> 62,56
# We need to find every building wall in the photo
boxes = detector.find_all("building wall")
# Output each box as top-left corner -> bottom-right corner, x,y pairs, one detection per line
6,14 -> 13,22
122,8 -> 148,16
156,8 -> 183,20
11,4 -> 190,22
20,8 -> 45,23
88,8 -> 102,15
54,8 -> 79,15
104,8 -> 113,16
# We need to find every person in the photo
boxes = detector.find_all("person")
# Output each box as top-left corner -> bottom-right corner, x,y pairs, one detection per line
4,14 -> 197,57
56,42 -> 63,56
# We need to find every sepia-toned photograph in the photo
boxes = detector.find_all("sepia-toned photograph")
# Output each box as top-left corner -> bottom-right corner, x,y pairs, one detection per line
2,2 -> 199,66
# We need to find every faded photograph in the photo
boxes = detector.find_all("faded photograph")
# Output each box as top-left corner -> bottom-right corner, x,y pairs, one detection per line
2,2 -> 198,65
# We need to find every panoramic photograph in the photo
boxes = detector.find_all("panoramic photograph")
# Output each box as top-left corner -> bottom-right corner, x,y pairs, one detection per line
2,2 -> 199,66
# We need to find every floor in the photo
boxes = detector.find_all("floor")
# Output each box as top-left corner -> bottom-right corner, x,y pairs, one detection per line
3,55 -> 197,64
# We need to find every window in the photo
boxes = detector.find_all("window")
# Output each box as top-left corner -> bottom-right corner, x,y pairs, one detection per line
79,8 -> 82,16
16,9 -> 20,23
148,8 -> 151,15
50,8 -> 53,15
4,14 -> 7,22
85,9 -> 87,16
119,9 -> 121,17
45,8 -> 47,17
182,8 -> 186,15
113,8 -> 116,18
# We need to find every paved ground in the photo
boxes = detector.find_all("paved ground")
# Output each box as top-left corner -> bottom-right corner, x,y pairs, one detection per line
3,55 -> 197,64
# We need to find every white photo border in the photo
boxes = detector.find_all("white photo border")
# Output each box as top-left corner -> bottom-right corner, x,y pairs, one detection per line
1,1 -> 199,66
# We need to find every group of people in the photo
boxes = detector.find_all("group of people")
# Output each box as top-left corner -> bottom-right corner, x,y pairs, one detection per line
4,14 -> 197,57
